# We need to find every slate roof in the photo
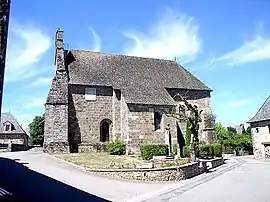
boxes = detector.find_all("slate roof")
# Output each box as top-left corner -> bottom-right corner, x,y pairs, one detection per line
248,95 -> 270,123
0,112 -> 26,134
67,50 -> 212,105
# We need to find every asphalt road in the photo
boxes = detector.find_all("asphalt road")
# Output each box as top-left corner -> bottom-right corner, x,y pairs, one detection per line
129,156 -> 270,202
0,150 -> 172,202
1,151 -> 269,202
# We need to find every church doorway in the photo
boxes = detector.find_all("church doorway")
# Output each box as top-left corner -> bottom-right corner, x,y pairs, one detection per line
100,119 -> 111,142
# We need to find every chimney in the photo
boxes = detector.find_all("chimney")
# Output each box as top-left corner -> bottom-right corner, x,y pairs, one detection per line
54,29 -> 65,71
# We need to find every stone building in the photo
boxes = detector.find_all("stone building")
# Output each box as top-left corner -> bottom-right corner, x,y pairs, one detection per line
247,95 -> 270,158
43,30 -> 216,154
0,112 -> 28,151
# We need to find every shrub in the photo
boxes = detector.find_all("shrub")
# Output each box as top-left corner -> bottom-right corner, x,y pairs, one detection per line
199,144 -> 214,159
106,140 -> 126,155
173,144 -> 178,156
140,144 -> 168,160
212,143 -> 222,157
183,146 -> 190,157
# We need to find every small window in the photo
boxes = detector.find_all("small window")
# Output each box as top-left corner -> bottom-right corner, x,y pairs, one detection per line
255,128 -> 259,133
5,124 -> 10,131
85,87 -> 96,101
154,111 -> 162,131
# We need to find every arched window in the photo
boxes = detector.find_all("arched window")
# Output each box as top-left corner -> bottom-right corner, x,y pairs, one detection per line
100,119 -> 112,142
154,112 -> 162,131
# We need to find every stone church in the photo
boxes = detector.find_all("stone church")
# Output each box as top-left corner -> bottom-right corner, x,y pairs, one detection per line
43,30 -> 216,154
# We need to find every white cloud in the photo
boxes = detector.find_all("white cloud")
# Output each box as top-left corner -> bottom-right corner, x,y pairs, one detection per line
208,32 -> 270,68
5,20 -> 51,82
89,27 -> 101,52
122,8 -> 201,64
226,97 -> 261,108
77,27 -> 102,52
24,98 -> 46,109
29,77 -> 52,87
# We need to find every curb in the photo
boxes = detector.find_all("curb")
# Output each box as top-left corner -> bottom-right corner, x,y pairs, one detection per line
124,158 -> 245,202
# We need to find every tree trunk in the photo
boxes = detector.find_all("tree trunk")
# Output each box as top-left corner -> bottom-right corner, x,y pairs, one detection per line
189,133 -> 196,162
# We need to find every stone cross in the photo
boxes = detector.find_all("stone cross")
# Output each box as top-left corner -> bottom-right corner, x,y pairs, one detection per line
165,123 -> 173,156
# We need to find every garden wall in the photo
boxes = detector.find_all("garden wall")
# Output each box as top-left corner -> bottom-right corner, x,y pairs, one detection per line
88,158 -> 224,181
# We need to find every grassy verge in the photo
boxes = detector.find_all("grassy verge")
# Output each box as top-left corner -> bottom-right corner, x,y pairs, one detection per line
55,152 -> 190,170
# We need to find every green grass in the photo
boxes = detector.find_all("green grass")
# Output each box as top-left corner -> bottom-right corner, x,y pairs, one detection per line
55,152 -> 191,170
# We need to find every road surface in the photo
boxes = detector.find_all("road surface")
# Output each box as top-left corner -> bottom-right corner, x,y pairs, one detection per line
1,151 -> 269,202
129,156 -> 270,202
0,150 -> 171,201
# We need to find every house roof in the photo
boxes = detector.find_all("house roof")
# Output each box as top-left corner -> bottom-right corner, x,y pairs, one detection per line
67,50 -> 212,105
248,95 -> 270,123
0,112 -> 26,134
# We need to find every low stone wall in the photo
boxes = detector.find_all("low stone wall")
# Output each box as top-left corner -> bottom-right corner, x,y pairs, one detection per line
10,144 -> 28,152
88,162 -> 207,181
199,157 -> 224,169
211,157 -> 224,168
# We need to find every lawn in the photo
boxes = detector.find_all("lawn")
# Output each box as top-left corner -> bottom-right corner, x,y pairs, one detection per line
55,152 -> 190,170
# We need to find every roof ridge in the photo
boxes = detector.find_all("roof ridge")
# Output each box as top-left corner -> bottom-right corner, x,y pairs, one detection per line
0,112 -> 27,134
248,95 -> 270,123
70,49 -> 177,62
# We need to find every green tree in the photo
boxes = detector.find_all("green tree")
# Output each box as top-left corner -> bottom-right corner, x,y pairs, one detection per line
215,122 -> 228,145
246,126 -> 252,136
29,114 -> 45,146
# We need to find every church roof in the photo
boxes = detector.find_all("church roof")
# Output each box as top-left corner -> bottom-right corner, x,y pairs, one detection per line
248,95 -> 270,123
0,112 -> 27,134
66,50 -> 212,105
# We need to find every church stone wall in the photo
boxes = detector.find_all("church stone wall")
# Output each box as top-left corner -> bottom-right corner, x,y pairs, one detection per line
68,84 -> 113,151
124,104 -> 175,154
167,89 -> 216,143
67,87 -> 216,154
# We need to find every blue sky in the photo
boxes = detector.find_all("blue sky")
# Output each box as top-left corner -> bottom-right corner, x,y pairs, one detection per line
3,0 -> 270,128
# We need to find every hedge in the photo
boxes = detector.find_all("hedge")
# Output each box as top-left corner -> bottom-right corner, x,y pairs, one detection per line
106,140 -> 126,155
172,143 -> 222,159
140,144 -> 168,160
212,143 -> 222,157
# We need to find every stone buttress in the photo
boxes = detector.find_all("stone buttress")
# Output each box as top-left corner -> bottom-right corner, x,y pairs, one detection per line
43,30 -> 69,153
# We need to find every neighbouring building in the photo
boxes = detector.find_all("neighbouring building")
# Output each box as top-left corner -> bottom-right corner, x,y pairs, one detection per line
43,30 -> 216,154
0,112 -> 28,151
247,95 -> 270,158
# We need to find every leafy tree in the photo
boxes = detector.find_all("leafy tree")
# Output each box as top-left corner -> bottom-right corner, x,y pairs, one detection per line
215,123 -> 253,154
227,126 -> 237,134
246,126 -> 252,136
215,122 -> 228,145
29,114 -> 45,146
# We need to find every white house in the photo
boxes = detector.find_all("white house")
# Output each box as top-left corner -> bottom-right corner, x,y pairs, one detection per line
247,95 -> 270,158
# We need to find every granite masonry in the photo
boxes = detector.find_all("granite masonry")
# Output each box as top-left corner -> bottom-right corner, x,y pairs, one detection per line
86,158 -> 224,181
43,30 -> 217,154
247,95 -> 270,158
